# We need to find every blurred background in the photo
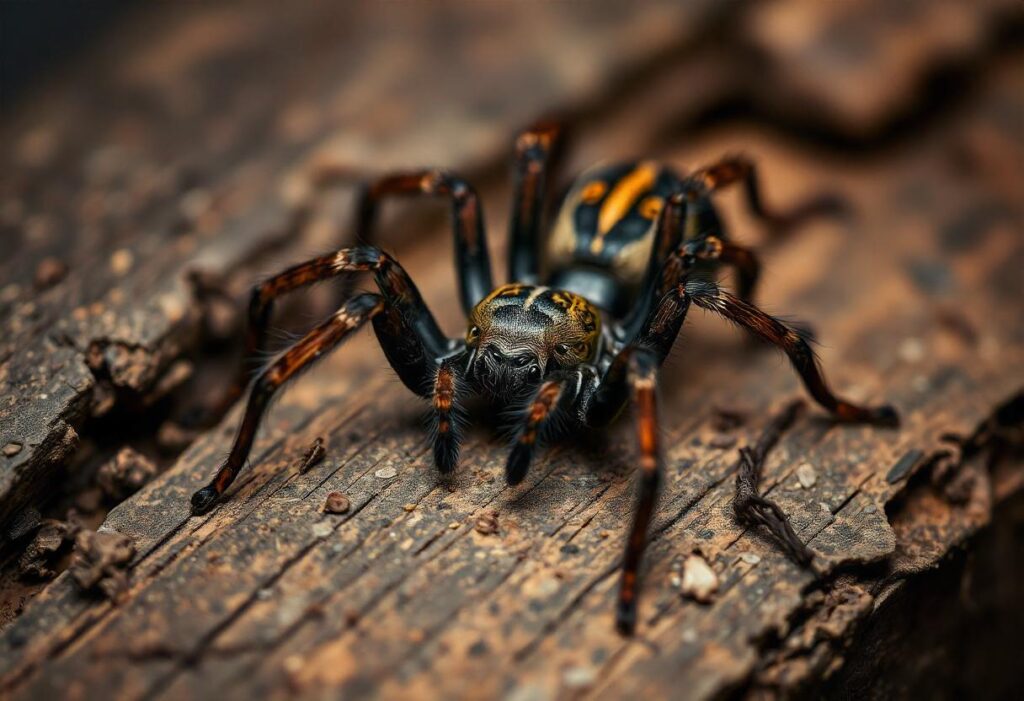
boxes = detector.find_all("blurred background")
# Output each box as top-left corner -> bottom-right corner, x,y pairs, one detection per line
1,2 -> 1022,699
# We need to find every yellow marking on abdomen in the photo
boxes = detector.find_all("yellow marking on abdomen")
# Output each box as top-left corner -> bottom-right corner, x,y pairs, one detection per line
591,162 -> 658,254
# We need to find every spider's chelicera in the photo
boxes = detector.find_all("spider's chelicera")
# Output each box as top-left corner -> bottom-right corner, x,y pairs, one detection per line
190,122 -> 899,635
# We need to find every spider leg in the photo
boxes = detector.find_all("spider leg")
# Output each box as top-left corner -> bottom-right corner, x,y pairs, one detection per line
204,245 -> 449,423
691,155 -> 846,235
191,247 -> 459,514
351,170 -> 493,314
615,348 -> 662,635
656,233 -> 761,304
682,278 -> 899,425
190,293 -> 385,515
508,120 -> 565,284
620,187 -> 762,341
504,368 -> 590,485
431,354 -> 469,474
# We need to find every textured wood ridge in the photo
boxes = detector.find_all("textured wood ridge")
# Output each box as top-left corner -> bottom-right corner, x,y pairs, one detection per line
1,1 -> 1023,699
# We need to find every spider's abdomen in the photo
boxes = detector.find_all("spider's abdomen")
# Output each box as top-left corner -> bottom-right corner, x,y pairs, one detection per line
546,162 -> 683,306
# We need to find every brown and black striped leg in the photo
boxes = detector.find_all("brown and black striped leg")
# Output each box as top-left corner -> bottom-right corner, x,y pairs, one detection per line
683,279 -> 899,426
190,294 -> 385,515
615,348 -> 663,635
504,369 -> 590,485
352,170 -> 493,314
431,354 -> 468,474
662,234 -> 761,303
692,156 -> 846,235
508,120 -> 564,284
205,246 -> 448,425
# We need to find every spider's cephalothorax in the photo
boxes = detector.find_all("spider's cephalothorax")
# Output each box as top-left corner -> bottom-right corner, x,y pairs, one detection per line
466,283 -> 600,401
190,122 -> 899,636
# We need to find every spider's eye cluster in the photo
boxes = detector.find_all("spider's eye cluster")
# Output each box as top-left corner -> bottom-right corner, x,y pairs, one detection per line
555,342 -> 589,357
466,325 -> 481,344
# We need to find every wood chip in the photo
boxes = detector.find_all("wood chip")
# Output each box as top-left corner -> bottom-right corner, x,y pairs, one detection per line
796,462 -> 818,489
323,492 -> 350,514
681,554 -> 719,603
375,466 -> 397,479
474,510 -> 499,535
299,437 -> 326,473
3,442 -> 23,457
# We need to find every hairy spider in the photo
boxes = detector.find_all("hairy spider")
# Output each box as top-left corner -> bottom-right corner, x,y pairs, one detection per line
189,122 -> 899,635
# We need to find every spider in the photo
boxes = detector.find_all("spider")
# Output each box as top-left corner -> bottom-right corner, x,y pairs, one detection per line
189,122 -> 899,635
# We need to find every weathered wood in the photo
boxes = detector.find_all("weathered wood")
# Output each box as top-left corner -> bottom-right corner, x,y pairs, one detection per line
0,0 -> 729,538
2,2 -> 1023,699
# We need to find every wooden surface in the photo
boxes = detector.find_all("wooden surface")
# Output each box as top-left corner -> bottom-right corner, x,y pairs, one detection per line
1,1 -> 1023,699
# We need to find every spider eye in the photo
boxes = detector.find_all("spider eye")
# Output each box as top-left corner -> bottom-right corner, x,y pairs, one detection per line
574,342 -> 589,355
528,366 -> 541,382
467,325 -> 480,343
555,343 -> 570,354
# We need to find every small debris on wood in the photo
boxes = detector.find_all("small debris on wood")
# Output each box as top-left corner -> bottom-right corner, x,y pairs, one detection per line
323,491 -> 351,514
898,337 -> 925,363
402,503 -> 417,512
3,442 -> 23,457
18,519 -> 79,580
33,256 -> 68,290
109,248 -> 134,275
734,400 -> 815,567
712,406 -> 748,431
474,510 -> 499,535
562,665 -> 598,690
375,466 -> 398,479
795,462 -> 818,489
448,522 -> 461,530
681,554 -> 719,603
69,529 -> 135,600
739,552 -> 761,565
96,447 -> 157,501
299,437 -> 326,473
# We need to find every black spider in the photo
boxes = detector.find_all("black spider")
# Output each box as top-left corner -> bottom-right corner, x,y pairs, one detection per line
189,122 -> 898,635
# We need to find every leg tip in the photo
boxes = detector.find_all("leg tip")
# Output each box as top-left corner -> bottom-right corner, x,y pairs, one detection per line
505,445 -> 531,486
433,437 -> 459,475
191,486 -> 220,515
615,602 -> 637,636
870,404 -> 900,428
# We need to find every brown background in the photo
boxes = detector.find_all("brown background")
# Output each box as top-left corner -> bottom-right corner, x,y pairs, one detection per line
1,1 -> 1023,699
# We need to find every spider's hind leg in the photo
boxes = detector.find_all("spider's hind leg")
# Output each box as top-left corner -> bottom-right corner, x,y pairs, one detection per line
693,156 -> 848,236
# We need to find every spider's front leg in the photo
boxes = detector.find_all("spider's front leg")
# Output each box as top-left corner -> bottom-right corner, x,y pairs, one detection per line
191,246 -> 453,515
